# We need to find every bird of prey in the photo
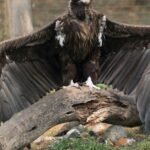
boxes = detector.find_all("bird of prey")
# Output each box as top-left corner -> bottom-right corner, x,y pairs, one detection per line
0,0 -> 150,133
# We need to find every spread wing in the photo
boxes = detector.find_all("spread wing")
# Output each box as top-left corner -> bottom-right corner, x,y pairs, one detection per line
1,10 -> 150,132
0,18 -> 63,121
99,18 -> 150,132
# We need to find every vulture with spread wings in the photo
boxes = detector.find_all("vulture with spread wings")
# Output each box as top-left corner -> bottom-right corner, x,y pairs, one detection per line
0,0 -> 150,133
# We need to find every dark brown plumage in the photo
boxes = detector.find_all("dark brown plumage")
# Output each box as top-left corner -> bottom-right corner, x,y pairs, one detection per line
54,0 -> 103,83
0,0 -> 150,133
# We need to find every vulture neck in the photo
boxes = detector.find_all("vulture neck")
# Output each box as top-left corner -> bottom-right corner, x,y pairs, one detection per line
69,1 -> 92,21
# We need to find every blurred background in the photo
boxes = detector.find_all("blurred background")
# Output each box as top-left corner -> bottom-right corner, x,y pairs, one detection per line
0,0 -> 150,41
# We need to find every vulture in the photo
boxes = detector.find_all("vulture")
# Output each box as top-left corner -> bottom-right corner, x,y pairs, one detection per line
0,0 -> 150,133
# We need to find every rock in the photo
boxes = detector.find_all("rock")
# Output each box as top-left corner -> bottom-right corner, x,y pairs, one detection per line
87,123 -> 112,136
33,136 -> 57,145
30,122 -> 80,149
43,121 -> 80,137
126,138 -> 136,145
31,136 -> 62,150
103,125 -> 127,144
65,128 -> 81,139
115,137 -> 136,146
125,126 -> 142,134
102,125 -> 136,146
75,125 -> 87,133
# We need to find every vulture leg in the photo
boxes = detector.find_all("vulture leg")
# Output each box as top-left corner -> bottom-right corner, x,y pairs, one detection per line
82,49 -> 101,90
63,80 -> 79,88
82,49 -> 101,83
59,53 -> 77,85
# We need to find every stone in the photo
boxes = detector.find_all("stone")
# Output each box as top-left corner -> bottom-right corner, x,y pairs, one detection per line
65,128 -> 81,139
43,121 -> 79,137
103,125 -> 127,143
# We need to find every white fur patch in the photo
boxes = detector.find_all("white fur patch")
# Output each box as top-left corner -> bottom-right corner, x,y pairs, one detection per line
98,15 -> 106,47
55,20 -> 66,47
55,34 -> 66,47
127,138 -> 136,145
5,55 -> 12,63
80,0 -> 90,4
98,32 -> 103,47
102,15 -> 106,22
6,55 -> 10,61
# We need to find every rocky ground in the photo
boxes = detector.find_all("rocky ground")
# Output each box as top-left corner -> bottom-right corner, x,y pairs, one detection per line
28,122 -> 145,150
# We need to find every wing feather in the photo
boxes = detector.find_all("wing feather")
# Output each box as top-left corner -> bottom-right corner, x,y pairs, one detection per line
99,17 -> 150,132
0,17 -> 63,121
106,18 -> 150,37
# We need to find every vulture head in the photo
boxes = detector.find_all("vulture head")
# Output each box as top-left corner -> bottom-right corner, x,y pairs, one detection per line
70,0 -> 92,4
69,0 -> 93,20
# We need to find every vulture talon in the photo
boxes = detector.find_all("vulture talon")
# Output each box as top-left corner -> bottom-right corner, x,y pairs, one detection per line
85,77 -> 100,91
63,80 -> 79,89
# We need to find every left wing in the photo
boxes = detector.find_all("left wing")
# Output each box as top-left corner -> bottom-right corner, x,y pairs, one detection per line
99,18 -> 150,94
98,17 -> 150,133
